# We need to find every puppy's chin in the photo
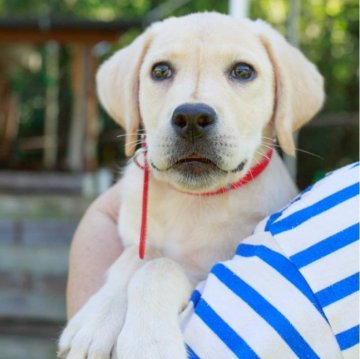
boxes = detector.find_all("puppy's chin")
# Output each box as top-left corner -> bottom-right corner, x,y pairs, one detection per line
153,163 -> 243,194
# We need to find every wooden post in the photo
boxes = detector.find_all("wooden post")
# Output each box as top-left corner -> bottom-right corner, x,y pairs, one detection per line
229,0 -> 250,18
66,44 -> 99,172
284,0 -> 300,180
43,41 -> 60,169
84,50 -> 98,171
66,44 -> 87,172
0,77 -> 19,162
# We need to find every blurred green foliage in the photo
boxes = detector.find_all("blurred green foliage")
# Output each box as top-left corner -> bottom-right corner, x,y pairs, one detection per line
252,0 -> 359,113
250,0 -> 359,186
0,0 -> 358,185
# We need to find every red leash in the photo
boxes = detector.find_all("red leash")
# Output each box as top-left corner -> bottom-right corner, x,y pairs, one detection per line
138,143 -> 150,259
136,146 -> 273,259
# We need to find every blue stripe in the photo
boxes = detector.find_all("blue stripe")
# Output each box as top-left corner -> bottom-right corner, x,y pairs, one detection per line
237,244 -> 326,319
315,273 -> 359,307
336,325 -> 360,350
268,182 -> 359,235
264,190 -> 310,232
190,289 -> 201,306
194,298 -> 259,358
264,183 -> 317,232
212,264 -> 320,359
186,345 -> 200,359
350,162 -> 359,169
264,211 -> 283,232
290,224 -> 359,268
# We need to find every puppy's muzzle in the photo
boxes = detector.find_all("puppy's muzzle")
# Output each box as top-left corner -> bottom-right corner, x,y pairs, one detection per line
171,103 -> 217,142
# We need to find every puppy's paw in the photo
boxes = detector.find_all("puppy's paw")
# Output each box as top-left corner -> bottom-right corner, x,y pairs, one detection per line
115,258 -> 192,359
58,291 -> 126,359
116,333 -> 188,359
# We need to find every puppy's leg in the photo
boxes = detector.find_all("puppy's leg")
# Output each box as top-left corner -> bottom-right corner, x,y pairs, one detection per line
58,245 -> 146,359
116,258 -> 192,359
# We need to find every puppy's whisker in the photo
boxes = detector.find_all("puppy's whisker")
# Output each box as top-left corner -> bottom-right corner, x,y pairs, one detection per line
255,150 -> 272,162
293,148 -> 323,159
255,147 -> 271,158
125,138 -> 145,145
261,143 -> 276,151
261,139 -> 281,148
261,135 -> 276,141
116,131 -> 146,139
249,167 -> 255,181
125,140 -> 145,148
261,138 -> 323,159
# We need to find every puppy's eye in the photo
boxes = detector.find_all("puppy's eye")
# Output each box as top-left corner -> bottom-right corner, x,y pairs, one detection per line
229,63 -> 256,81
151,63 -> 173,81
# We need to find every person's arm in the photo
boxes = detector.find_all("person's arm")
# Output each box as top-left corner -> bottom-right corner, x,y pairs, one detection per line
66,182 -> 123,319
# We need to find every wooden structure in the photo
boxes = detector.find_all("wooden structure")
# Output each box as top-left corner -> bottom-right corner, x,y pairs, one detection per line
0,18 -> 142,44
0,17 -> 142,171
0,77 -> 18,162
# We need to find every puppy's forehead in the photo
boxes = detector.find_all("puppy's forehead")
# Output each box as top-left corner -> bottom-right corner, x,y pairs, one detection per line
148,13 -> 263,57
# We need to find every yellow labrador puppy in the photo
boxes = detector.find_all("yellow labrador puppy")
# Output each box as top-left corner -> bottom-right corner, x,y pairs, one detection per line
59,12 -> 324,359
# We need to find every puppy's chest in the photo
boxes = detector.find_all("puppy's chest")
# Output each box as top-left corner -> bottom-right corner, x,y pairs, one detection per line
149,207 -> 254,282
119,182 -> 261,282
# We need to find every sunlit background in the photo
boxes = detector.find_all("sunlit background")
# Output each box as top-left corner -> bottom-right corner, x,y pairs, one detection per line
0,1 -> 358,358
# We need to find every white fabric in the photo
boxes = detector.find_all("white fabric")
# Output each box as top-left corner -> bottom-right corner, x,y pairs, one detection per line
182,162 -> 359,358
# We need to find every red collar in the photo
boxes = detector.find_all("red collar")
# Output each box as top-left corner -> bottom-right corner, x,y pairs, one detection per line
135,146 -> 273,259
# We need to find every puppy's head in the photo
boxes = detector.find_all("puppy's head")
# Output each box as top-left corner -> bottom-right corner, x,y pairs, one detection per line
97,12 -> 324,193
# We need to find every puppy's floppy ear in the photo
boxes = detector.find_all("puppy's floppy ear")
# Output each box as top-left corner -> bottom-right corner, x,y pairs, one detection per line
96,31 -> 152,156
253,20 -> 325,156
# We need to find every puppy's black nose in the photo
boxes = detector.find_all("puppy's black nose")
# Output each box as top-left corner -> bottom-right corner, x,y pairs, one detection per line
171,103 -> 217,140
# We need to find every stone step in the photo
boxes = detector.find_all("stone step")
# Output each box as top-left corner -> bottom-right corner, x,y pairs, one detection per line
0,194 -> 90,220
0,334 -> 57,359
0,271 -> 66,295
0,289 -> 65,322
0,242 -> 68,326
0,245 -> 68,275
0,171 -> 83,195
0,170 -> 114,197
0,219 -> 78,246
0,244 -> 67,322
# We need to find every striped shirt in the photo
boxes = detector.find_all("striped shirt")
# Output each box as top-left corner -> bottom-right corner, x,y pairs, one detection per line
181,162 -> 359,358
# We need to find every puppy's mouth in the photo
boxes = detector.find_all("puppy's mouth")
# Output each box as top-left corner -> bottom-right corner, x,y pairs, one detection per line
151,153 -> 221,175
174,154 -> 216,166
172,154 -> 221,175
151,153 -> 247,175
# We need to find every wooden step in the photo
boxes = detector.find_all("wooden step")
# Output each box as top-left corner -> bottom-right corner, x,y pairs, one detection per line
0,219 -> 78,246
0,171 -> 83,195
0,244 -> 68,322
0,289 -> 65,322
0,334 -> 58,359
0,245 -> 68,275
0,194 -> 90,220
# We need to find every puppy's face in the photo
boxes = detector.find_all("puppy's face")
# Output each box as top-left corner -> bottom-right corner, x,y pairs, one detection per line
139,16 -> 274,192
97,13 -> 324,193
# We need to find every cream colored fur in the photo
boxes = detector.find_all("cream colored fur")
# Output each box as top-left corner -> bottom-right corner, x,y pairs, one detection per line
59,12 -> 324,359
